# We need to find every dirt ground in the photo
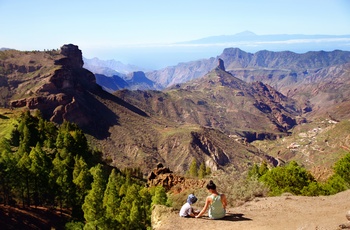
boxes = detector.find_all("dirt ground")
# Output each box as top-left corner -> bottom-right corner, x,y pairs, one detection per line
152,189 -> 350,230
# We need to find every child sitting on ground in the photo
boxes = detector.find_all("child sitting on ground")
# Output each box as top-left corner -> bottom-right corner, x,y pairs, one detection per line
179,194 -> 199,217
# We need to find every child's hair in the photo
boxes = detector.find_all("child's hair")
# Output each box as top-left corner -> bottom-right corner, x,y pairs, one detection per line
206,180 -> 216,190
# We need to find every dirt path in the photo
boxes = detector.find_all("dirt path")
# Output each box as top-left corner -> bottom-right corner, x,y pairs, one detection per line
152,189 -> 350,230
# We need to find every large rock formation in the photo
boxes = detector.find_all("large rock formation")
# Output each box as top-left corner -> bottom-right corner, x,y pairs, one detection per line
217,58 -> 225,71
9,44 -> 97,126
147,163 -> 206,192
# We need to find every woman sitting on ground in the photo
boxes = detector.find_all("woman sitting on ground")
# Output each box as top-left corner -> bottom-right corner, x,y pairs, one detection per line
195,180 -> 227,219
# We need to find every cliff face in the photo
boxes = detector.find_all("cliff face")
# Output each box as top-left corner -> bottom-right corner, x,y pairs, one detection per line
4,44 -> 98,126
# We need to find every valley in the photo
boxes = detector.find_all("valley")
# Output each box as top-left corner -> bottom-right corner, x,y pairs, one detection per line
1,44 -> 350,229
1,44 -> 350,176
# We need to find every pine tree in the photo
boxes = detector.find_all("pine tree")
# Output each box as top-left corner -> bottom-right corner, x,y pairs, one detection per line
0,138 -> 16,205
189,158 -> 198,177
117,184 -> 141,229
29,143 -> 51,206
9,128 -> 20,146
151,186 -> 168,206
82,164 -> 107,229
103,169 -> 123,228
130,200 -> 143,229
205,166 -> 212,176
139,187 -> 152,227
73,156 -> 91,197
39,118 -> 57,149
72,156 -> 91,218
16,151 -> 32,207
198,162 -> 206,179
17,111 -> 39,147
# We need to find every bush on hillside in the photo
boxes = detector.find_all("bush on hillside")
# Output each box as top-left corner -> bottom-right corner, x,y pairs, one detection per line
332,153 -> 350,186
249,153 -> 350,197
259,161 -> 315,196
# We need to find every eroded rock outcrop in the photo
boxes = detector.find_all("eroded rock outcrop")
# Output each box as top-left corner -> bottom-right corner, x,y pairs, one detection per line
217,58 -> 226,71
10,44 -> 97,126
147,163 -> 206,192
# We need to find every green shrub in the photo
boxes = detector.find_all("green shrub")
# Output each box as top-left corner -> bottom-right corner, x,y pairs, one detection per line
333,153 -> 350,186
323,174 -> 348,195
301,181 -> 327,196
259,161 -> 315,196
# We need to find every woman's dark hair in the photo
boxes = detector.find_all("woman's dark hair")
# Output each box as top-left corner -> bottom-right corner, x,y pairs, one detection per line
206,180 -> 216,190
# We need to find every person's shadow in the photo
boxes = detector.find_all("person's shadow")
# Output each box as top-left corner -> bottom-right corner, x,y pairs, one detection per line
201,213 -> 252,222
222,213 -> 252,221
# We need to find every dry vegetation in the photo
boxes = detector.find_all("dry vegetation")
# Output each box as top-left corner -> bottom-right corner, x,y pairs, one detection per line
252,118 -> 350,181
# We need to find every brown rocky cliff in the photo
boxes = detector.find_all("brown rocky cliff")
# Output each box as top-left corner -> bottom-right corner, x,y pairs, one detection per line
9,44 -> 98,126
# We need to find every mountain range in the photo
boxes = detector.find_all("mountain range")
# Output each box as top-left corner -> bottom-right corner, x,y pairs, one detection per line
86,31 -> 350,69
87,48 -> 350,121
1,44 -> 350,177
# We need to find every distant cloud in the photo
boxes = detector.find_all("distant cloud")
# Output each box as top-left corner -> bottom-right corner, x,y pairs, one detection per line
170,38 -> 350,48
98,37 -> 350,49
80,36 -> 350,52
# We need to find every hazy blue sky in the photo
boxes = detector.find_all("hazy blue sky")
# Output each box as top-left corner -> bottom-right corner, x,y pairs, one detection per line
1,0 -> 350,67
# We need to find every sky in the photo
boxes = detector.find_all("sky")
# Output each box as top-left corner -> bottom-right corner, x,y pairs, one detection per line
1,0 -> 350,68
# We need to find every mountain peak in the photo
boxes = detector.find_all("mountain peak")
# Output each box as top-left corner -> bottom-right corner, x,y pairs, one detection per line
217,58 -> 226,71
234,31 -> 257,36
58,44 -> 84,68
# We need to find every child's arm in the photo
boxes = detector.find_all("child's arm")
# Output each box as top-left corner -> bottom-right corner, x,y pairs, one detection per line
189,212 -> 196,217
188,207 -> 199,217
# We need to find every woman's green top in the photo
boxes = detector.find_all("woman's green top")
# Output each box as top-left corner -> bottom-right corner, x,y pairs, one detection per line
208,194 -> 226,219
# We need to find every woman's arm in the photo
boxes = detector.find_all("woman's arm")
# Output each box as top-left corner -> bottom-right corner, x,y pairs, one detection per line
221,194 -> 228,209
195,196 -> 211,218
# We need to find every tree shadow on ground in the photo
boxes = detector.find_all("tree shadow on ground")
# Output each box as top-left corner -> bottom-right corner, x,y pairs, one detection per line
0,114 -> 9,119
0,205 -> 70,230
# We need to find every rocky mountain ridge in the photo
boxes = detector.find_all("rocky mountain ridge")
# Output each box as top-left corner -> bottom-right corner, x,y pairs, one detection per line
95,71 -> 156,93
143,48 -> 350,120
0,45 -> 281,174
145,48 -> 350,89
85,49 -> 350,122
116,59 -> 302,141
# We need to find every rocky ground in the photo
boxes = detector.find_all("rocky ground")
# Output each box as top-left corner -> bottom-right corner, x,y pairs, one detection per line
152,189 -> 350,230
